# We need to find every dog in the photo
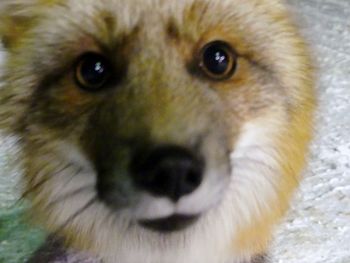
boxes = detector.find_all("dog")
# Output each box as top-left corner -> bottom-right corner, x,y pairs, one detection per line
0,0 -> 315,262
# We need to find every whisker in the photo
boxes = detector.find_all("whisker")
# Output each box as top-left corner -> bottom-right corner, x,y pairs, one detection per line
45,165 -> 86,203
235,153 -> 300,187
231,156 -> 282,191
61,166 -> 84,189
232,156 -> 279,174
233,145 -> 277,155
16,163 -> 73,206
52,196 -> 97,236
46,184 -> 95,208
17,177 -> 50,205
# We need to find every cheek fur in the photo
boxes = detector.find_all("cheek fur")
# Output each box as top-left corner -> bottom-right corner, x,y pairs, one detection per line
226,107 -> 313,255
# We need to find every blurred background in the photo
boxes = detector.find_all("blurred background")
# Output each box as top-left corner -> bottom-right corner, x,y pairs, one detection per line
273,0 -> 350,262
0,0 -> 349,262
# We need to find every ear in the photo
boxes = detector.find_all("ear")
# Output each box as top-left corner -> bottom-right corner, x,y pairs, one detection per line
0,1 -> 41,133
0,1 -> 38,50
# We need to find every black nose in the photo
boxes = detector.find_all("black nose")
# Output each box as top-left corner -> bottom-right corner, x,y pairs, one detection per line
130,145 -> 204,202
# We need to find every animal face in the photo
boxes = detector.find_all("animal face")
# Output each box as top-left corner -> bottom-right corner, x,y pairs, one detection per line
0,0 -> 315,262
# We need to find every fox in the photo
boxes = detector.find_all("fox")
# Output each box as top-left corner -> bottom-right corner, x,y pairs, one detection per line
0,0 -> 315,262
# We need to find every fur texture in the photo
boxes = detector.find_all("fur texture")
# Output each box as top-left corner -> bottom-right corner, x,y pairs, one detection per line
0,0 -> 315,262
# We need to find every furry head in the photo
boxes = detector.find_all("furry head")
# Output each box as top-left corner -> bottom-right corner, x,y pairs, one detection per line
0,0 -> 315,262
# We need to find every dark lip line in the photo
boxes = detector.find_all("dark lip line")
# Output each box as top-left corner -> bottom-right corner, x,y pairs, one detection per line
139,214 -> 200,233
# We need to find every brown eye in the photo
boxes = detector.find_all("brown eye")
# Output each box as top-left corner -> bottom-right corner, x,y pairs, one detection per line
75,53 -> 112,91
199,41 -> 237,80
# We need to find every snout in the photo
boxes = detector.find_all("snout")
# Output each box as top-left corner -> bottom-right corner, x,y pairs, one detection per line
130,145 -> 204,202
96,139 -> 231,233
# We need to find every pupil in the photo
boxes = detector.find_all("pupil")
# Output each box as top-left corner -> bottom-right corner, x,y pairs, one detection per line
203,46 -> 229,75
81,56 -> 108,86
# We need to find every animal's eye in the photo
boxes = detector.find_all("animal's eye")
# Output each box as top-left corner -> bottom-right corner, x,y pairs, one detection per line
75,53 -> 112,91
199,41 -> 237,80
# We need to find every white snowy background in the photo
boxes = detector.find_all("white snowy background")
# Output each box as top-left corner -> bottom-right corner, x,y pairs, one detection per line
272,0 -> 350,262
0,0 -> 349,262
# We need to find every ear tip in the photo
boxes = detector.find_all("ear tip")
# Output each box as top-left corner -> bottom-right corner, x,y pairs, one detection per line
0,17 -> 31,50
0,2 -> 38,50
0,16 -> 12,49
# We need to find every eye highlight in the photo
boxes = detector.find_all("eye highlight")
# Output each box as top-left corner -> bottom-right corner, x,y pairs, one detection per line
199,41 -> 237,80
75,53 -> 112,91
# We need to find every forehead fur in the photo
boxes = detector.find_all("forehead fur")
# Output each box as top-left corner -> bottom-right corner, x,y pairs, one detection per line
1,0 -> 313,108
1,0 -> 290,49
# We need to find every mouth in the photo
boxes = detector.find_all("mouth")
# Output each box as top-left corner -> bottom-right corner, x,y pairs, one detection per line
139,214 -> 200,232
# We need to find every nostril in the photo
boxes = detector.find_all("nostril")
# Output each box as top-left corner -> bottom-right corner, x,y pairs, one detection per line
186,169 -> 202,188
151,167 -> 176,195
130,145 -> 204,201
176,167 -> 203,201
